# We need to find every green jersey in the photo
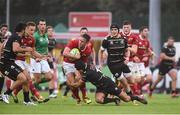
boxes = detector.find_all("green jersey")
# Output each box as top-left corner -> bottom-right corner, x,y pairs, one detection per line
34,31 -> 49,55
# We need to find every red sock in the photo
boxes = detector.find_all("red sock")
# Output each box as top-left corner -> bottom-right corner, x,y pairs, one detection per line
71,88 -> 80,100
141,81 -> 148,87
6,79 -> 12,90
80,83 -> 87,99
29,80 -> 40,98
130,84 -> 136,95
13,85 -> 22,96
130,83 -> 141,95
137,83 -> 143,94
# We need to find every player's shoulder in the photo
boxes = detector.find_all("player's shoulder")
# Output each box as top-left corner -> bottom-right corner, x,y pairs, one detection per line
12,33 -> 20,40
172,45 -> 176,49
33,31 -> 40,38
130,33 -> 138,38
163,44 -> 167,49
67,38 -> 79,47
119,32 -> 124,36
69,38 -> 79,45
33,31 -> 38,36
104,33 -> 115,39
161,45 -> 167,52
70,38 -> 78,42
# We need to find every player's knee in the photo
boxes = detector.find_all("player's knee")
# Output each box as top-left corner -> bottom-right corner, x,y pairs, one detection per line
171,75 -> 177,81
34,76 -> 41,83
45,72 -> 52,81
148,76 -> 153,82
23,71 -> 31,81
127,77 -> 135,84
19,74 -> 28,84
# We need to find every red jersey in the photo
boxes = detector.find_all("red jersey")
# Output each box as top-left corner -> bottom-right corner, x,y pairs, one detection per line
136,35 -> 151,67
120,32 -> 138,61
16,36 -> 35,61
120,32 -> 138,47
88,40 -> 94,50
64,39 -> 92,63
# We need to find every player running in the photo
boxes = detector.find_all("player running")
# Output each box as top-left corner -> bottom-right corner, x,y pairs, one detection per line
131,26 -> 153,96
150,36 -> 179,98
12,21 -> 47,103
0,22 -> 35,105
99,23 -> 134,98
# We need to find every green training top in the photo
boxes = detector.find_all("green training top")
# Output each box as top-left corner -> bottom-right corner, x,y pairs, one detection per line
34,31 -> 49,55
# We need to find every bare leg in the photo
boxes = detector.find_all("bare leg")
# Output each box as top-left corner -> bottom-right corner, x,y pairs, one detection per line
151,74 -> 163,90
168,69 -> 177,91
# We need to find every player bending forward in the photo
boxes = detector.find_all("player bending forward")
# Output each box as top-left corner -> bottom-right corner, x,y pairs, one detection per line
73,60 -> 148,105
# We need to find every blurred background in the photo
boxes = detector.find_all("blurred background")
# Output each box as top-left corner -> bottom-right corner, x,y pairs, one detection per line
0,0 -> 180,42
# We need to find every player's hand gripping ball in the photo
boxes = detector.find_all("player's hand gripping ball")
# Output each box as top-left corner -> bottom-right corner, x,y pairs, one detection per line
69,48 -> 80,61
70,48 -> 80,55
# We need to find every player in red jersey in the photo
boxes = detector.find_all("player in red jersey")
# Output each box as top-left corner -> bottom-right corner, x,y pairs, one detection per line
77,27 -> 94,103
120,20 -> 138,58
131,26 -> 153,96
12,22 -> 47,103
118,21 -> 138,95
80,27 -> 96,66
119,21 -> 149,105
63,34 -> 92,104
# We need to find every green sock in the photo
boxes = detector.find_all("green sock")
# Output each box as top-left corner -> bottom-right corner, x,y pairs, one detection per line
34,82 -> 41,90
39,77 -> 49,83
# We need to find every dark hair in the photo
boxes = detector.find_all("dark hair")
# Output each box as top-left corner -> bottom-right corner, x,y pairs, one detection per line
80,27 -> 88,31
14,22 -> 26,32
122,20 -> 132,26
75,60 -> 86,71
81,33 -> 91,42
110,23 -> 119,31
26,21 -> 36,27
38,18 -> 46,24
139,26 -> 148,33
0,24 -> 8,29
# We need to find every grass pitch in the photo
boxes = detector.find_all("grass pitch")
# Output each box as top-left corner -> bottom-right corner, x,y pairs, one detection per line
0,92 -> 180,114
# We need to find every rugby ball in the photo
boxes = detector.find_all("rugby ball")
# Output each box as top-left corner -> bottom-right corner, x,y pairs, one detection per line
70,48 -> 80,55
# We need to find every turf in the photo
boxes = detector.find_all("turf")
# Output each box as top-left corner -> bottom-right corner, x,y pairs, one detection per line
0,92 -> 180,114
